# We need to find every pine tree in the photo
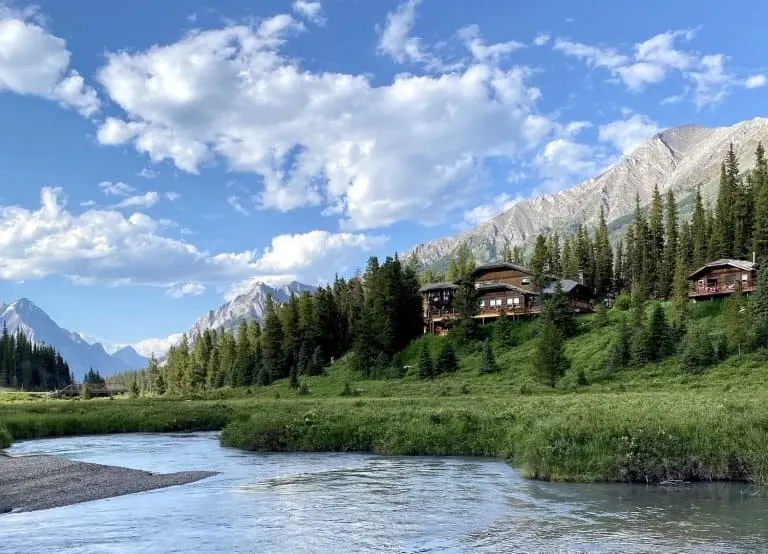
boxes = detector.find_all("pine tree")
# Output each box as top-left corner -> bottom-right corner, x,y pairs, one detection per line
436,341 -> 459,374
672,245 -> 690,324
724,289 -> 751,356
613,239 -> 625,294
648,185 -> 665,297
542,281 -> 575,337
130,377 -> 140,398
646,303 -> 672,361
262,294 -> 285,379
753,143 -> 768,261
751,266 -> 768,347
479,340 -> 499,374
530,234 -> 549,289
604,315 -> 630,374
661,190 -> 678,299
594,206 -> 613,299
691,187 -> 707,270
533,319 -> 568,387
418,341 -> 434,379
289,364 -> 300,389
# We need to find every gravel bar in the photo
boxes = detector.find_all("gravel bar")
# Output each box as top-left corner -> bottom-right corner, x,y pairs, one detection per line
0,454 -> 216,513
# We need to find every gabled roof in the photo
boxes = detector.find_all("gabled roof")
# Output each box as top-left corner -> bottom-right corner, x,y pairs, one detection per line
420,282 -> 459,292
476,282 -> 536,295
541,279 -> 591,295
687,258 -> 757,280
471,262 -> 533,279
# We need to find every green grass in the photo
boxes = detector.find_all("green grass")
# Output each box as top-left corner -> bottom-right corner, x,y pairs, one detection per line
4,301 -> 768,484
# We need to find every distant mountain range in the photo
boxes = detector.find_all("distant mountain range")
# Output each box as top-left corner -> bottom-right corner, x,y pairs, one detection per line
189,281 -> 317,339
0,299 -> 149,378
407,117 -> 768,270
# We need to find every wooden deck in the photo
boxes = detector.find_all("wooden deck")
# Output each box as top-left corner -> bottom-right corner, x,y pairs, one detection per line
688,283 -> 756,298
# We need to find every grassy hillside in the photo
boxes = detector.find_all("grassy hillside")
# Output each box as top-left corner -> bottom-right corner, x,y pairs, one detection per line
4,299 -> 768,484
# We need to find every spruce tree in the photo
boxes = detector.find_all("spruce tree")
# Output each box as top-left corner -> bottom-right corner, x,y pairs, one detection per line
289,364 -> 300,389
479,339 -> 499,374
672,246 -> 690,324
752,143 -> 768,260
604,315 -> 630,374
648,185 -> 665,297
530,234 -> 549,289
594,206 -> 613,298
714,155 -> 736,258
418,341 -> 434,379
130,377 -> 140,398
661,190 -> 678,299
646,303 -> 672,361
724,289 -> 751,356
533,319 -> 568,387
691,187 -> 707,270
751,266 -> 768,347
542,281 -> 575,337
436,341 -> 459,374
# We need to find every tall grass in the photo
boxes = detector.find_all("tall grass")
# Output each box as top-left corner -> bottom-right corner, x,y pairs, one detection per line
0,398 -> 233,442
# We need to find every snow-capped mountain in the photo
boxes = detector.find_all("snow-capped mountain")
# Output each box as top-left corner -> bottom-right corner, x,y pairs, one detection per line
407,117 -> 768,269
0,298 -> 149,378
189,281 -> 317,339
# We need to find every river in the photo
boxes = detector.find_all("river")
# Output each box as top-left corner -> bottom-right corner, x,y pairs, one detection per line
1,432 -> 767,553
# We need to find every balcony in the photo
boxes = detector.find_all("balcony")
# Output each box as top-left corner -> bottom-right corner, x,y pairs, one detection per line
689,281 -> 755,298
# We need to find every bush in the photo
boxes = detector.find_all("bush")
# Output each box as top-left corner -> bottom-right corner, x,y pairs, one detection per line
614,293 -> 632,311
81,383 -> 91,400
680,326 -> 716,374
0,425 -> 11,449
298,383 -> 310,396
479,340 -> 499,374
593,303 -> 610,329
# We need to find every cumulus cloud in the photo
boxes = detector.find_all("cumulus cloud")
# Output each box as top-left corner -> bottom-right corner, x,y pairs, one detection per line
164,191 -> 181,201
0,188 -> 386,295
533,138 -> 602,193
131,333 -> 184,357
98,181 -> 135,196
94,10 -> 554,231
292,1 -> 325,25
745,74 -> 767,89
553,29 -> 748,108
461,192 -> 523,227
598,113 -> 661,155
166,281 -> 205,298
532,33 -> 550,47
457,24 -> 524,64
109,191 -> 160,209
0,7 -> 99,116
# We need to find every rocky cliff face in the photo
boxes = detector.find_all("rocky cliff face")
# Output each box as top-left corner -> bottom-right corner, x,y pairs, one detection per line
407,118 -> 768,269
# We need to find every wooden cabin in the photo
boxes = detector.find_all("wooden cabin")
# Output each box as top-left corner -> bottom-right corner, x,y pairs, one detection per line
419,262 -> 594,334
687,258 -> 758,300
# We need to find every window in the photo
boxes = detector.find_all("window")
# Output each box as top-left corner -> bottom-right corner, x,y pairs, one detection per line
521,278 -> 531,285
513,297 -> 521,305
479,300 -> 485,307
742,273 -> 749,282
507,297 -> 514,305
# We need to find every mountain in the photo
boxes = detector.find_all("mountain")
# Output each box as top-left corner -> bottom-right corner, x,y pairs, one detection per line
407,117 -> 768,269
0,299 -> 149,378
189,281 -> 317,339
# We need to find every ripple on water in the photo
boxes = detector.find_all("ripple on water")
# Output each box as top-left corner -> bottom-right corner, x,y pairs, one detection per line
1,433 -> 767,554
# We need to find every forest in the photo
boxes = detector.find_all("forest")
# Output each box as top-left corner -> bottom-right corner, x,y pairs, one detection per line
0,323 -> 72,391
105,142 -> 768,394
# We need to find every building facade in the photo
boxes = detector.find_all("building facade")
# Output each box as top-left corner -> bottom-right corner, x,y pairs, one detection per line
420,262 -> 594,334
687,258 -> 758,300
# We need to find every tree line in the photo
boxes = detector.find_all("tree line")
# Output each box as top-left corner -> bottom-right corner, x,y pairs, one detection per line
426,142 -> 768,303
114,256 -> 423,394
0,323 -> 72,391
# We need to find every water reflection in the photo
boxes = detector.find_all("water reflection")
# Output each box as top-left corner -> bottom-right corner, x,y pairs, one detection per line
1,433 -> 766,553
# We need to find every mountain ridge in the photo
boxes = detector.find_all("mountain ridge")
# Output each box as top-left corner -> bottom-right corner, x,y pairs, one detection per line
407,117 -> 768,270
0,298 -> 149,378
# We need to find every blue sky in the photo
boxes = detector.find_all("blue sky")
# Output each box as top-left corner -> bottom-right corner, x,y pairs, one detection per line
0,0 -> 766,354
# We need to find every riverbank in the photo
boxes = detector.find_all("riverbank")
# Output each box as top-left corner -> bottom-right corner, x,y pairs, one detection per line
0,454 -> 215,513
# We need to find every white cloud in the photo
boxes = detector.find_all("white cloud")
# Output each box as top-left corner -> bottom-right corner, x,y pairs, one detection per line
94,15 -> 554,231
553,38 -> 629,69
457,24 -> 524,64
137,167 -> 158,179
80,200 -> 96,207
166,281 -> 205,298
292,1 -> 325,25
745,74 -> 767,89
532,33 -> 550,47
376,0 -> 426,64
164,191 -> 181,201
533,138 -> 601,193
98,180 -> 135,196
461,192 -> 523,227
110,191 -> 160,209
0,188 -> 386,295
131,333 -> 184,357
0,9 -> 99,116
227,195 -> 250,215
598,113 -> 661,155
554,29 -> 746,108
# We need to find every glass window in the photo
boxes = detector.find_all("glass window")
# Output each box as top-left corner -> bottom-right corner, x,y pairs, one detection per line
479,300 -> 485,307
513,297 -> 521,305
507,297 -> 514,305
742,273 -> 749,281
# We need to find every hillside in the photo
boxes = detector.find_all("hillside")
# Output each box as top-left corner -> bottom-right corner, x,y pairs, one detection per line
407,117 -> 768,269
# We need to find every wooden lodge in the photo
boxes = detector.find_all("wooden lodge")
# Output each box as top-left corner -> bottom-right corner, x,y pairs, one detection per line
687,258 -> 758,300
46,383 -> 127,398
420,262 -> 594,334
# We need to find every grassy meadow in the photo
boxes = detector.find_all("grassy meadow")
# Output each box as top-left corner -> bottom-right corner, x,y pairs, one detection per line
3,299 -> 768,484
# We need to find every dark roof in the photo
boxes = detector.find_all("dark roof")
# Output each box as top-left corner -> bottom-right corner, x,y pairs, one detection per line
476,282 -> 536,295
687,258 -> 757,280
471,262 -> 533,279
541,279 -> 590,295
420,282 -> 459,292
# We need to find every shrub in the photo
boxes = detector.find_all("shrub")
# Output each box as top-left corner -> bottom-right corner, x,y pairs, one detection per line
0,426 -> 11,449
298,383 -> 310,396
614,293 -> 632,311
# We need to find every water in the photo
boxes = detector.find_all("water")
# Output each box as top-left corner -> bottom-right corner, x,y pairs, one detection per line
2,433 -> 767,553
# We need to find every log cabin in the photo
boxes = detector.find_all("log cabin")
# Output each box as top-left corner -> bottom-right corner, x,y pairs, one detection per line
687,258 -> 758,300
420,262 -> 594,335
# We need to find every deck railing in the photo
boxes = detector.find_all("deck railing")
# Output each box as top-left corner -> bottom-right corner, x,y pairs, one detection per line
689,281 -> 755,297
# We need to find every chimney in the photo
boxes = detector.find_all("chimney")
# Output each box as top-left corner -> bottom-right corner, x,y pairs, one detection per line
577,270 -> 584,285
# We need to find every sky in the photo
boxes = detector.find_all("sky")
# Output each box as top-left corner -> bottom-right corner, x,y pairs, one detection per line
0,0 -> 766,355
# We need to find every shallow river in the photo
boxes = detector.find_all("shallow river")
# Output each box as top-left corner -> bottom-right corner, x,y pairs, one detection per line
2,432 -> 768,553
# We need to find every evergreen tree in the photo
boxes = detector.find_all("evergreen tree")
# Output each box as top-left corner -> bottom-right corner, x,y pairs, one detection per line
724,289 -> 751,356
691,187 -> 707,270
753,143 -> 768,260
289,364 -> 300,389
593,206 -> 613,298
436,341 -> 459,374
262,294 -> 285,380
418,341 -> 434,379
130,377 -> 140,398
714,152 -> 737,257
672,245 -> 690,324
751,266 -> 768,347
541,281 -> 576,337
604,315 -> 630,374
613,239 -> 625,294
661,190 -> 678,298
533,319 -> 568,387
530,234 -> 549,290
479,339 -> 499,374
648,185 -> 665,297
646,303 -> 672,361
